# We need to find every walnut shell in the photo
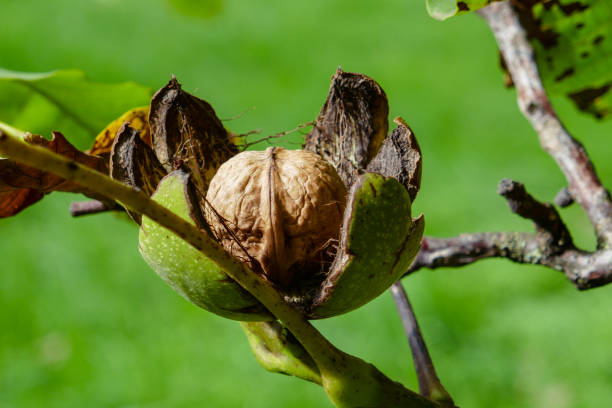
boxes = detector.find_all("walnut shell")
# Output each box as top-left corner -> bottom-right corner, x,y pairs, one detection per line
205,147 -> 347,287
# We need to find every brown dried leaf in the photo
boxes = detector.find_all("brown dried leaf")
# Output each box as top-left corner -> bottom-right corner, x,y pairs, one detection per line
0,189 -> 44,217
149,77 -> 238,194
304,68 -> 389,188
110,123 -> 167,224
0,132 -> 107,217
366,117 -> 422,202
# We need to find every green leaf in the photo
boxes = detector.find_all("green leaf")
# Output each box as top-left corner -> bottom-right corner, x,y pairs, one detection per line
426,0 -> 499,20
520,0 -> 612,119
0,68 -> 152,147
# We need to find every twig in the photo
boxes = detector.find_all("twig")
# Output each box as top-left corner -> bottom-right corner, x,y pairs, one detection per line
498,178 -> 572,249
241,121 -> 314,150
390,282 -> 456,407
234,128 -> 262,139
220,106 -> 256,122
69,200 -> 122,217
554,187 -> 574,208
409,233 -> 612,290
407,180 -> 612,290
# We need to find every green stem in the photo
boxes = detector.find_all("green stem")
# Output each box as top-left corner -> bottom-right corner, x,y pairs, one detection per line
0,130 -> 437,408
240,321 -> 322,385
0,121 -> 26,140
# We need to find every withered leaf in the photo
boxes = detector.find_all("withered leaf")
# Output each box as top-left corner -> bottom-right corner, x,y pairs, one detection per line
149,77 -> 238,194
89,106 -> 151,158
0,189 -> 43,217
110,123 -> 167,224
366,117 -> 422,202
0,131 -> 107,218
304,68 -> 389,188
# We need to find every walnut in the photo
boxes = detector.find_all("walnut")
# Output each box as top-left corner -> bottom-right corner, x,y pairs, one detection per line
205,147 -> 347,287
137,72 -> 424,321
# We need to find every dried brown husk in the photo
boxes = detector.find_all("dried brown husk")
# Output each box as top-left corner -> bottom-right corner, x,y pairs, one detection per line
149,77 -> 238,195
110,123 -> 167,223
367,117 -> 422,202
205,147 -> 347,288
304,68 -> 389,188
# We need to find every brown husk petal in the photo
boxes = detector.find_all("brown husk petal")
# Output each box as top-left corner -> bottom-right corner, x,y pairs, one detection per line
304,68 -> 389,187
366,117 -> 422,201
110,123 -> 167,223
149,77 -> 238,195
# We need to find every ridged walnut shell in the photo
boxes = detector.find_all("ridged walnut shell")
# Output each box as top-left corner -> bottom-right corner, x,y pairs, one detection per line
204,147 -> 347,288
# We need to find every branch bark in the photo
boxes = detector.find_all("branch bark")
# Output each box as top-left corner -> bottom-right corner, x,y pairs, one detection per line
404,1 -> 612,291
479,1 -> 612,248
407,178 -> 612,289
479,1 -> 612,249
69,200 -> 122,217
409,234 -> 612,290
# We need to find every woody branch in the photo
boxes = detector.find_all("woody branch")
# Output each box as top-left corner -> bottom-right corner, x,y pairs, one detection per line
404,1 -> 612,290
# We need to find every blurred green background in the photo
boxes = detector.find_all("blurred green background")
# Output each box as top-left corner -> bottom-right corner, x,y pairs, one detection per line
1,0 -> 611,407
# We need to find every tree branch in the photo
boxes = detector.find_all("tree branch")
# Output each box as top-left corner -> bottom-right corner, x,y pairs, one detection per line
406,180 -> 612,290
409,233 -> 612,290
404,1 -> 612,291
478,1 -> 612,249
497,178 -> 572,249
